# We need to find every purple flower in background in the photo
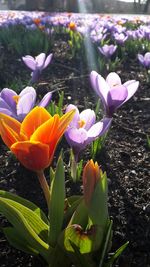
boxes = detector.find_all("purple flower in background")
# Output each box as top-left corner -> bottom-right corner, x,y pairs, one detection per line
113,32 -> 128,45
98,44 -> 117,58
137,52 -> 150,68
22,53 -> 53,83
65,104 -> 112,160
0,87 -> 52,121
90,71 -> 139,117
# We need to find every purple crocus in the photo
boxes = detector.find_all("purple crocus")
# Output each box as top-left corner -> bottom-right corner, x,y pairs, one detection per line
113,32 -> 128,45
0,87 -> 52,121
65,104 -> 112,160
90,71 -> 139,117
137,52 -> 150,68
22,53 -> 53,83
98,44 -> 117,58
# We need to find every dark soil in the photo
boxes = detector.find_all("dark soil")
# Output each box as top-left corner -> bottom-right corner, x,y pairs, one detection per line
0,36 -> 150,267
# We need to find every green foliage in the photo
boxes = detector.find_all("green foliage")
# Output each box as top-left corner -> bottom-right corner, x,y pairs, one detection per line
147,135 -> 150,149
0,155 -> 128,267
69,149 -> 83,182
48,156 -> 65,247
0,197 -> 50,261
0,24 -> 52,56
91,133 -> 108,160
47,90 -> 64,116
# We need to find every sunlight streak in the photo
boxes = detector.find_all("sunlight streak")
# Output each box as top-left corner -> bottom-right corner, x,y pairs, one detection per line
77,0 -> 97,71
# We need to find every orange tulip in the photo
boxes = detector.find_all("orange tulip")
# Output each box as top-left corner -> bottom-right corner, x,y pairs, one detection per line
0,107 -> 75,172
82,159 -> 100,205
68,22 -> 76,31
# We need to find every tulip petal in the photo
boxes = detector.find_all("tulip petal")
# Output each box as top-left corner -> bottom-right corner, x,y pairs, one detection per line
58,109 -> 76,137
0,118 -> 25,148
83,160 -> 99,205
21,107 -> 51,139
0,112 -> 21,134
11,141 -> 50,171
31,115 -> 59,144
30,115 -> 60,165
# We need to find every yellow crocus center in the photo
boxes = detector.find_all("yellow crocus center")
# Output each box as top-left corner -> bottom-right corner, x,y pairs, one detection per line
78,119 -> 86,128
13,95 -> 20,104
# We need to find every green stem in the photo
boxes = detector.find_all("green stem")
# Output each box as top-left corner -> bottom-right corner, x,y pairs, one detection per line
37,170 -> 50,209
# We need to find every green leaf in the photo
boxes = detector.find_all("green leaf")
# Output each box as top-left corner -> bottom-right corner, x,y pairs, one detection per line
3,227 -> 39,255
88,171 -> 108,227
48,156 -> 65,247
0,190 -> 48,223
104,241 -> 129,267
63,196 -> 82,227
98,220 -> 113,267
50,244 -> 71,267
0,197 -> 49,262
0,197 -> 49,243
69,240 -> 95,267
69,199 -> 88,228
59,224 -> 103,254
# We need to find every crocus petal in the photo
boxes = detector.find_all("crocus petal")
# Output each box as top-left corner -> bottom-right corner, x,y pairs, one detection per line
19,86 -> 36,103
87,118 -> 111,141
137,54 -> 144,65
90,71 -> 102,97
38,92 -> 52,107
0,88 -> 17,111
123,80 -> 139,102
107,85 -> 128,115
11,141 -> 50,171
36,53 -> 46,68
43,53 -> 53,69
22,56 -> 36,70
80,109 -> 96,130
0,107 -> 15,117
20,107 -> 51,139
0,97 -> 16,117
65,128 -> 88,149
144,52 -> 150,67
66,104 -> 80,128
17,92 -> 36,121
92,73 -> 109,110
106,72 -> 122,88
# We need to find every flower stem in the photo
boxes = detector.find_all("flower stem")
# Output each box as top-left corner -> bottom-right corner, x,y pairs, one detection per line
37,170 -> 50,208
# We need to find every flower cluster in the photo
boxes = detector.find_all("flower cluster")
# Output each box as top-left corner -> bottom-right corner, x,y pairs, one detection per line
0,12 -> 143,267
